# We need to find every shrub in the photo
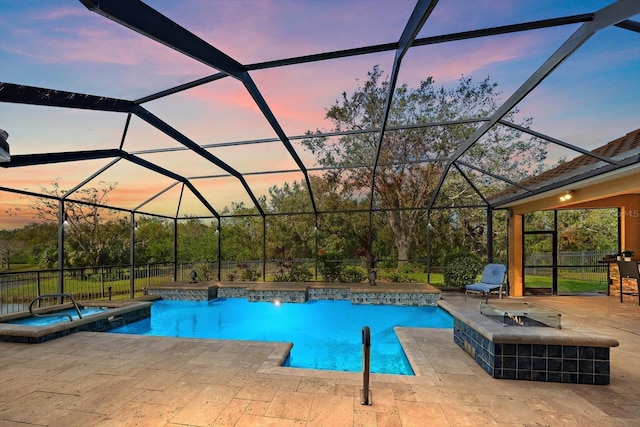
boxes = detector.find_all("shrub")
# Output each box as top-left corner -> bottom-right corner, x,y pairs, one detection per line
385,271 -> 417,283
288,264 -> 313,282
443,252 -> 483,288
318,252 -> 342,282
339,264 -> 367,283
192,262 -> 216,281
273,262 -> 313,282
399,262 -> 421,274
237,263 -> 260,281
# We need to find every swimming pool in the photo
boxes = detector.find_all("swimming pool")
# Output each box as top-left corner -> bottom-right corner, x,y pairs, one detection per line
110,298 -> 453,375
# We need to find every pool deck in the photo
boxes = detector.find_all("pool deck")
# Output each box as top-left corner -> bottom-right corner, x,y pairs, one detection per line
1,292 -> 639,426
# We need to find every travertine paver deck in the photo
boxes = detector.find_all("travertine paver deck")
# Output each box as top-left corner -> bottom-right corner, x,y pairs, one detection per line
1,293 -> 639,426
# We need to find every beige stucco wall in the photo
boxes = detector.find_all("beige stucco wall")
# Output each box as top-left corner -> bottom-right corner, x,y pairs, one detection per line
505,169 -> 640,296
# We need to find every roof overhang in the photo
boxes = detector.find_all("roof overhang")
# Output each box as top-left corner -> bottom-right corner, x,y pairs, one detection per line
496,161 -> 640,214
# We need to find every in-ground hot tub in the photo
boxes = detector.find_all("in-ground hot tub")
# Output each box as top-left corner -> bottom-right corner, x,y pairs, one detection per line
0,300 -> 152,344
441,300 -> 619,385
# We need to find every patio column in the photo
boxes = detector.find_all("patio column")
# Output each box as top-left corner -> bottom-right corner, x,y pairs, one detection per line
508,210 -> 524,297
621,197 -> 640,260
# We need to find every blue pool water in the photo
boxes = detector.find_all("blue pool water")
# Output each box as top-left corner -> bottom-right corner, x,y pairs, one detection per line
7,307 -> 108,326
110,299 -> 452,375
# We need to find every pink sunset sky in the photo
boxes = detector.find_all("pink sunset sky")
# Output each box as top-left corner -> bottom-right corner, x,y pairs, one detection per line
1,0 -> 639,229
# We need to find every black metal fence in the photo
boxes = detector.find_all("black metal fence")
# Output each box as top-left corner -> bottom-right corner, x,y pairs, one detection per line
1,251 -> 611,314
0,263 -> 176,314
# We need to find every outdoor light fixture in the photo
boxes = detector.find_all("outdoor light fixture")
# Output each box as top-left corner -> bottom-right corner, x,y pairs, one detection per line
62,213 -> 70,229
273,298 -> 281,306
560,191 -> 573,202
0,129 -> 9,163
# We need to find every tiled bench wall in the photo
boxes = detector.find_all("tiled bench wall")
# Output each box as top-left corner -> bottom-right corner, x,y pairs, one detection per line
147,287 -> 217,300
217,287 -> 248,298
146,284 -> 440,306
453,318 -> 611,385
307,288 -> 351,300
248,290 -> 307,303
351,291 -> 440,306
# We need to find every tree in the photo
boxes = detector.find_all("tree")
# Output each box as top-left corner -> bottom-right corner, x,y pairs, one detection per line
302,66 -> 547,267
221,201 -> 264,262
177,217 -> 217,263
267,181 -> 316,259
558,209 -> 617,252
135,217 -> 174,264
0,236 -> 25,270
5,180 -> 129,267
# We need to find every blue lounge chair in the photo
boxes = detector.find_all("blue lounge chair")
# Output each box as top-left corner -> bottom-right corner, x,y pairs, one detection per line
465,263 -> 507,302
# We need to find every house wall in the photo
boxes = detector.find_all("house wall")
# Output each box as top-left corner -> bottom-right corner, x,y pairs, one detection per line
506,169 -> 640,297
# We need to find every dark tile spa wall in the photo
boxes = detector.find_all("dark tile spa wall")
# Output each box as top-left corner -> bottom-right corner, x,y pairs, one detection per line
453,318 -> 611,385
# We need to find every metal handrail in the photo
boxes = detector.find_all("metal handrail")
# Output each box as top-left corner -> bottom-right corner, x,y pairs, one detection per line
361,326 -> 371,405
28,293 -> 83,322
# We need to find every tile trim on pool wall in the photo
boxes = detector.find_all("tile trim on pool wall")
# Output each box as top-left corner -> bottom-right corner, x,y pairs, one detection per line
145,283 -> 441,306
351,291 -> 439,306
307,288 -> 351,300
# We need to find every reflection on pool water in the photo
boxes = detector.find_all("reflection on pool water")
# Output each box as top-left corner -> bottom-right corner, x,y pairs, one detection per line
6,307 -> 110,326
110,298 -> 453,375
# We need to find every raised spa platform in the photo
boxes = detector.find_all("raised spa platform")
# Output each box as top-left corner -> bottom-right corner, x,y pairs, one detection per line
440,300 -> 619,385
0,300 -> 152,344
146,281 -> 441,306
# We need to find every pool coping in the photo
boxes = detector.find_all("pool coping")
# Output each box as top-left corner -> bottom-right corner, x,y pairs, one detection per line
438,300 -> 619,347
254,327 -> 436,384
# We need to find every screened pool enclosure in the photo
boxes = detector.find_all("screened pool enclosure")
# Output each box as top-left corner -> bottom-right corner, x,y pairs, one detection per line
1,1 -> 639,300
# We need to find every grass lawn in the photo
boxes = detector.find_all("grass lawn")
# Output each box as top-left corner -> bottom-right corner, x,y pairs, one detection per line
525,275 -> 606,293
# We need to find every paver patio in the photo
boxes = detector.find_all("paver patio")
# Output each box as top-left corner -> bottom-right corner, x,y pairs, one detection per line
1,293 -> 639,426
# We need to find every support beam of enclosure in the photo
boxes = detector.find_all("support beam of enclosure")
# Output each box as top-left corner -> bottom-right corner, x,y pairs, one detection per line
249,14 -> 596,70
80,0 -> 317,216
120,151 -> 220,220
369,0 -> 439,205
426,0 -> 640,213
0,83 -> 255,217
498,121 -> 619,165
134,14 -> 594,104
615,19 -> 640,33
132,106 -> 260,218
368,0 -> 438,250
0,83 -> 135,112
